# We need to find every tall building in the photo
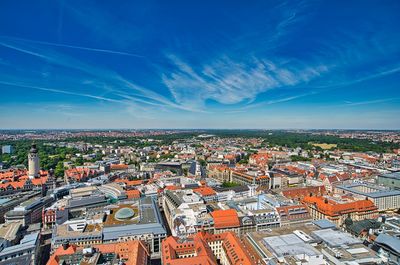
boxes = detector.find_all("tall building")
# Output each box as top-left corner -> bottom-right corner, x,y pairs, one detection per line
28,144 -> 40,179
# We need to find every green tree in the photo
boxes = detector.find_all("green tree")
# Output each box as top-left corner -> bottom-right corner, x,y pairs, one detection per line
55,161 -> 65,177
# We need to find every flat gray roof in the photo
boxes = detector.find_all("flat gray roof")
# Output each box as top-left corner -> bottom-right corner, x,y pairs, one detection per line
102,223 -> 166,241
263,234 -> 320,257
337,183 -> 400,198
312,228 -> 360,247
313,219 -> 337,229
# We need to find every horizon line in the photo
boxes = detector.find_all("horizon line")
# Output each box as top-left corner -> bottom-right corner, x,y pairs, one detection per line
0,128 -> 399,131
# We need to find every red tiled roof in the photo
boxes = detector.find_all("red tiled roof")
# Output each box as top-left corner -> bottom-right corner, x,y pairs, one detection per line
193,186 -> 216,197
48,241 -> 148,265
211,209 -> 240,229
126,189 -> 141,199
110,164 -> 129,170
162,231 -> 256,265
282,186 -> 326,199
302,196 -> 378,217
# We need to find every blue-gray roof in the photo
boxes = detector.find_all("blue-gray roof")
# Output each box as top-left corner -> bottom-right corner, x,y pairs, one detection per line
0,199 -> 11,205
0,254 -> 32,265
0,232 -> 38,258
375,233 -> 400,254
19,232 -> 38,244
337,183 -> 400,198
68,194 -> 107,208
102,223 -> 166,241
313,219 -> 337,229
380,172 -> 400,180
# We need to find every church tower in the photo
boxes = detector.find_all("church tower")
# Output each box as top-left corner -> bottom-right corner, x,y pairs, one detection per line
28,143 -> 40,179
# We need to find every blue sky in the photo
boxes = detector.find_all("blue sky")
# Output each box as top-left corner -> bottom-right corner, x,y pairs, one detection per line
0,0 -> 399,129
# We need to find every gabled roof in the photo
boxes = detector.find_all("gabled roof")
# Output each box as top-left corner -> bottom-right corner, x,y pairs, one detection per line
303,196 -> 378,216
211,209 -> 240,228
193,186 -> 216,197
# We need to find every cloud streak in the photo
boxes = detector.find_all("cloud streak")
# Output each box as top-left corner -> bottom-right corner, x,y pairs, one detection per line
0,38 -> 203,113
344,97 -> 400,106
0,36 -> 144,58
162,54 -> 328,109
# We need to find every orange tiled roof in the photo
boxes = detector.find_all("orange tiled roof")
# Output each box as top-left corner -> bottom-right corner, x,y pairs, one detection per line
222,232 -> 255,265
110,164 -> 129,170
126,189 -> 141,199
31,176 -> 48,185
211,209 -> 240,229
276,205 -> 310,221
282,186 -> 326,199
224,154 -> 236,160
165,185 -> 180,191
249,153 -> 270,166
193,186 -> 216,197
48,241 -> 148,265
302,196 -> 378,217
53,244 -> 77,257
162,235 -> 216,265
93,240 -> 148,265
162,231 -> 256,265
209,165 -> 229,172
65,167 -> 95,181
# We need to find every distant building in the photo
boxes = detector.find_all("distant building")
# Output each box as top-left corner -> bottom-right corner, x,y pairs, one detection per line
281,185 -> 326,201
188,160 -> 205,177
207,165 -> 231,182
302,195 -> 378,226
377,172 -> 400,190
231,170 -> 270,186
336,182 -> 400,211
155,161 -> 183,175
276,204 -> 312,227
193,186 -> 218,202
64,167 -> 98,183
1,145 -> 13,154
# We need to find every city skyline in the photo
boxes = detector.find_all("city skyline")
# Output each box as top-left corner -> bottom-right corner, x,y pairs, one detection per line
1,1 -> 400,129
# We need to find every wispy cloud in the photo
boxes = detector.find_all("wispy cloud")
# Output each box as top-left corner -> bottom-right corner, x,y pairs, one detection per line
162,54 -> 328,109
0,36 -> 144,58
344,97 -> 400,106
64,1 -> 142,48
312,64 -> 400,90
0,80 -> 122,103
0,38 -> 201,113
